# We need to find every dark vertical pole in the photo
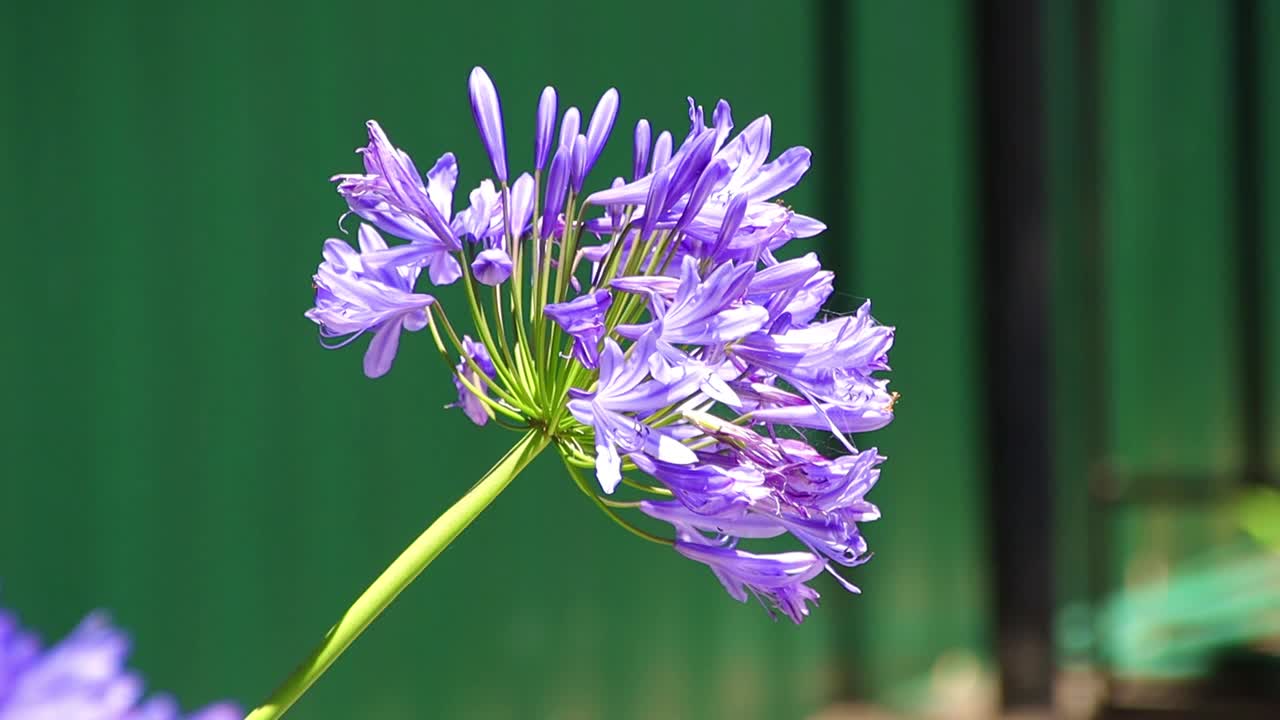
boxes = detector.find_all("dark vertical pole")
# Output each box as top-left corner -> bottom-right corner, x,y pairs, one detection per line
976,0 -> 1055,709
817,0 -> 854,302
815,0 -> 859,700
1073,0 -> 1110,689
1234,0 -> 1267,487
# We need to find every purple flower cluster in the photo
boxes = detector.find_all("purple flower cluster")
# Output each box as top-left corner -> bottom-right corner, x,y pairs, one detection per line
307,67 -> 896,623
0,605 -> 239,720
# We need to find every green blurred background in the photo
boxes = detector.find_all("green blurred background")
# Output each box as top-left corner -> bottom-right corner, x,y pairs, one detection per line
1,1 -> 1277,718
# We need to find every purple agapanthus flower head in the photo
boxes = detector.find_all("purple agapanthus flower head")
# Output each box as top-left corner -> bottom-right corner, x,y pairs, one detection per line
0,604 -> 239,720
309,67 -> 897,623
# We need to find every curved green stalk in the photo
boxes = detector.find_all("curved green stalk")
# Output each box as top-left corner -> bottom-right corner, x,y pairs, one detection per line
245,431 -> 550,720
564,460 -> 672,547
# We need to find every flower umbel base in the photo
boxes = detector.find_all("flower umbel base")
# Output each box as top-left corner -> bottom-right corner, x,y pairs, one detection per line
245,431 -> 549,720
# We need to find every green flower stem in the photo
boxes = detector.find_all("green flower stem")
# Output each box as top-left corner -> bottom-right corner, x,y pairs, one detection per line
428,306 -> 525,413
563,460 -> 672,546
245,430 -> 551,720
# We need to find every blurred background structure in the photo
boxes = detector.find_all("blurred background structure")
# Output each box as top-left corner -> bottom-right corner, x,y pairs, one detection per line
1,1 -> 1278,718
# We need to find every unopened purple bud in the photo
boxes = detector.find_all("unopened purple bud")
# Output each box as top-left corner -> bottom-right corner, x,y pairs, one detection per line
508,173 -> 536,237
633,119 -> 651,181
640,168 -> 671,239
651,131 -> 673,172
468,67 -> 507,182
570,134 -> 588,192
583,88 -> 619,178
534,86 -> 557,172
472,248 -> 513,285
674,159 -> 731,233
542,144 -> 570,240
711,192 -> 750,259
559,107 -> 580,153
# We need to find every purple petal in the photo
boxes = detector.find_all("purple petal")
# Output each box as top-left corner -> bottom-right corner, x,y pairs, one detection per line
673,158 -> 731,233
712,99 -> 734,149
642,499 -> 786,539
363,317 -> 405,378
667,128 -> 718,200
752,400 -> 895,434
738,146 -> 811,200
718,115 -> 772,184
787,213 -> 827,238
749,253 -> 821,295
424,152 -> 458,219
426,251 -> 463,286
471,248 -> 513,286
639,168 -> 671,239
357,222 -> 389,253
711,192 -> 750,260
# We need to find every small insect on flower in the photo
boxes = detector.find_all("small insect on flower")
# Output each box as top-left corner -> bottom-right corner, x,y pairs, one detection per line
306,68 -> 896,623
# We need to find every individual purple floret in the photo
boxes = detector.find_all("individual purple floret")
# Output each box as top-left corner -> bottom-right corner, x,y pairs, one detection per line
0,605 -> 240,720
566,334 -> 700,492
331,122 -> 462,285
448,335 -> 497,426
673,536 -> 826,624
305,224 -> 435,379
544,289 -> 612,369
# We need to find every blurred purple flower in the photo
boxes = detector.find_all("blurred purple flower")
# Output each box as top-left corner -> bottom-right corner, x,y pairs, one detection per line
0,606 -> 239,720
